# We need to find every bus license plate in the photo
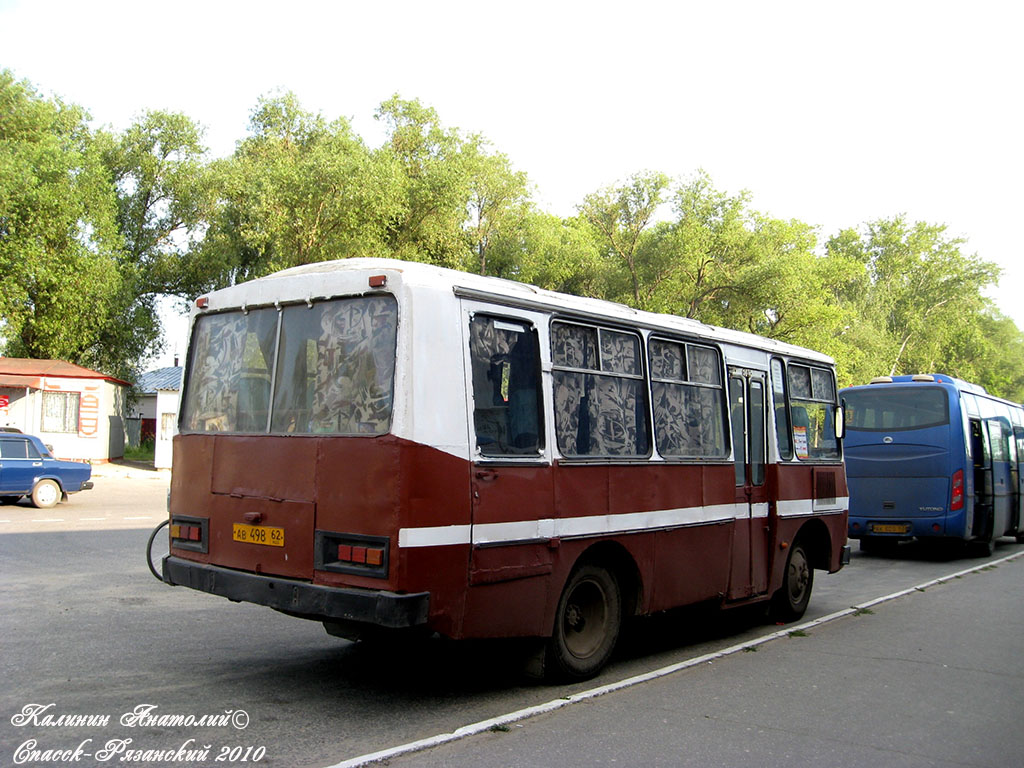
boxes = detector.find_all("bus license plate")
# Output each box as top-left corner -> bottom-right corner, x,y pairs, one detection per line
232,523 -> 285,547
872,523 -> 910,534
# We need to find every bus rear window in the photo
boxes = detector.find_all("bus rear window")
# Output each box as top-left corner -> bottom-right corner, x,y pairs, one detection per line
181,296 -> 398,435
844,387 -> 949,432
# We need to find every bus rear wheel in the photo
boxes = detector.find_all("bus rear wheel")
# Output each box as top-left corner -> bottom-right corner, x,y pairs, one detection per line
547,564 -> 622,681
968,535 -> 995,558
769,539 -> 813,623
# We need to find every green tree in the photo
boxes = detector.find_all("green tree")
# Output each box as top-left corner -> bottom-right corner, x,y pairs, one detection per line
826,217 -> 1000,379
492,211 -> 604,296
104,110 -> 216,296
665,172 -> 763,322
464,145 -> 530,276
579,170 -> 671,308
375,95 -> 479,267
197,91 -> 405,287
0,71 -> 125,373
97,110 -> 218,375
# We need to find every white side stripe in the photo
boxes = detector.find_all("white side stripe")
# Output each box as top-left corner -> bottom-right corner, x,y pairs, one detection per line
778,496 -> 850,517
398,497 -> 845,548
399,525 -> 471,548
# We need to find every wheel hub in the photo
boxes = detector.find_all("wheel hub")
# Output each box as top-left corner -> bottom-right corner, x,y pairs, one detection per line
565,603 -> 585,632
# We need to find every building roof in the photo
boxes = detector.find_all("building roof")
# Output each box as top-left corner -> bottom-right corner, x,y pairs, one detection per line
136,366 -> 183,393
0,358 -> 130,388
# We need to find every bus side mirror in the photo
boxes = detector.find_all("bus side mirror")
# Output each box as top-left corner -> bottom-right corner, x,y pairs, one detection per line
834,405 -> 845,441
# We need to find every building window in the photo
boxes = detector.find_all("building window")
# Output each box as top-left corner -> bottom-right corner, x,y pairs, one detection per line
42,391 -> 80,433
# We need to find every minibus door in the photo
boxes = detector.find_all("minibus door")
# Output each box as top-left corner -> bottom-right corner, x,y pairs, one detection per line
1015,426 -> 1024,535
463,307 -> 554,608
728,369 -> 769,599
969,419 -> 994,540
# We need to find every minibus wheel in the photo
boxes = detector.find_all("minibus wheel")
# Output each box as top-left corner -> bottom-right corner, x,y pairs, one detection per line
968,535 -> 995,558
547,563 -> 622,681
769,539 -> 813,622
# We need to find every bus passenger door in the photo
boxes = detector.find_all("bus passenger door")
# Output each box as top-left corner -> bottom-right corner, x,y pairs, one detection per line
969,419 -> 994,540
1015,426 -> 1024,535
728,369 -> 769,599
461,307 -> 554,635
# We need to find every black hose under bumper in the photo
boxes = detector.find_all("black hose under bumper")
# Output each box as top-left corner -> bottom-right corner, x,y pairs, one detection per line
162,556 -> 430,629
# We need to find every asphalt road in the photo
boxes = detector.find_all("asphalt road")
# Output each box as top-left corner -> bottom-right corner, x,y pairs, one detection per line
1,470 -> 1022,768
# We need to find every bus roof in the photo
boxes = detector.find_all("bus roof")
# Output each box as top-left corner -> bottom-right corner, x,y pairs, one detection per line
195,257 -> 835,365
842,374 -> 1022,409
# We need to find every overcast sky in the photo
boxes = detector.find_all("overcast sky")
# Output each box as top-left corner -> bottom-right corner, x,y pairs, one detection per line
2,0 -> 1021,368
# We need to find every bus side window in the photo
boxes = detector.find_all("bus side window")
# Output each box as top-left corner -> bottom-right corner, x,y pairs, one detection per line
970,420 -> 990,468
469,315 -> 543,457
551,322 -> 649,458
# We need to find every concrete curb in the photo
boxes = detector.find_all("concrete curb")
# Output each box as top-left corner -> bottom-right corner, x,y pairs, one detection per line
89,461 -> 169,480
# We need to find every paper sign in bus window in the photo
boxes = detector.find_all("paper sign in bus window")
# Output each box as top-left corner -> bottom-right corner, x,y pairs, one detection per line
794,425 -> 809,459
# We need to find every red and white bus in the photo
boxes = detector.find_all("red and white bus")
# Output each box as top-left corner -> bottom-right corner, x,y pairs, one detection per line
161,258 -> 849,679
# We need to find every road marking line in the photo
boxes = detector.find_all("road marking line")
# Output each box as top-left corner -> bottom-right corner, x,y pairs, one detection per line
81,517 -> 108,521
325,549 -> 1024,768
123,516 -> 157,520
31,518 -> 64,522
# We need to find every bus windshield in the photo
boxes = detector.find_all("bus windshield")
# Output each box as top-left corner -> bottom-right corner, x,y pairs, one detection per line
844,386 -> 949,432
181,295 -> 398,435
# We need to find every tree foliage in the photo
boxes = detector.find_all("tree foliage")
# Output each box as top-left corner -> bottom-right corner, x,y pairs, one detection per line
2,71 -> 1023,401
0,71 -> 124,371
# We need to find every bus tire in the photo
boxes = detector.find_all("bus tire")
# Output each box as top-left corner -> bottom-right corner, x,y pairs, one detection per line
769,539 -> 813,622
31,479 -> 61,509
968,536 -> 995,558
546,563 -> 622,681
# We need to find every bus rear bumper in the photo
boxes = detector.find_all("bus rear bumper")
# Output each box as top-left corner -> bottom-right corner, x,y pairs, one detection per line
848,514 -> 957,540
162,556 -> 430,629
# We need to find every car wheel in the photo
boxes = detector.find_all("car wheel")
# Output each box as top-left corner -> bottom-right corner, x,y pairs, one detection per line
31,479 -> 61,509
546,563 -> 622,681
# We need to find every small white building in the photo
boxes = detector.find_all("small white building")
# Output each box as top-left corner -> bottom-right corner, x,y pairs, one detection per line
0,358 -> 130,462
133,366 -> 182,469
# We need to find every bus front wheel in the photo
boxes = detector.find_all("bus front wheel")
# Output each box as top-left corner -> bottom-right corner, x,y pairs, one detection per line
547,564 -> 622,681
769,539 -> 813,622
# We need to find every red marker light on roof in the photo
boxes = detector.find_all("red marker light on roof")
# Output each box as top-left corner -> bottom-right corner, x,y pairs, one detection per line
369,275 -> 387,288
196,296 -> 209,309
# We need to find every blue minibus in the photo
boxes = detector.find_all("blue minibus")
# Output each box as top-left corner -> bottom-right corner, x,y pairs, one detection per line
841,374 -> 1024,555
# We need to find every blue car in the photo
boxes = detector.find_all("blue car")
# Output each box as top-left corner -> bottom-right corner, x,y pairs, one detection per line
0,433 -> 93,509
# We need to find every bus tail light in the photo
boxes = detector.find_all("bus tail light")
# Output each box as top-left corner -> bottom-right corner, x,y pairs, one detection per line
315,531 -> 389,578
170,516 -> 209,553
950,469 -> 964,511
